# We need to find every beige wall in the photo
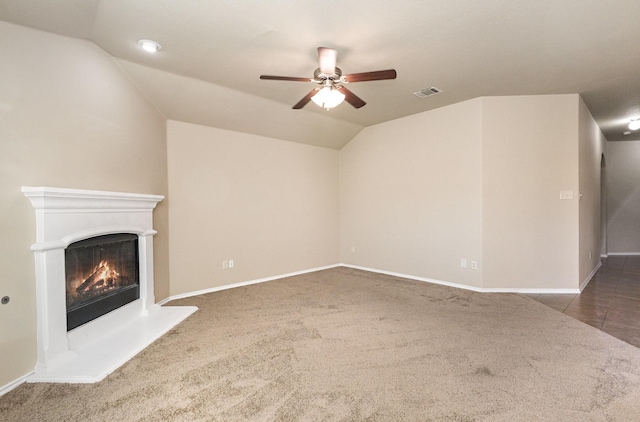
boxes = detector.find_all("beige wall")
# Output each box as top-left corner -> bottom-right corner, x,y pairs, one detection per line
340,95 -> 586,291
578,98 -> 606,285
607,141 -> 640,253
166,121 -> 340,295
340,99 -> 484,288
0,23 -> 610,389
0,23 -> 167,388
482,95 -> 580,290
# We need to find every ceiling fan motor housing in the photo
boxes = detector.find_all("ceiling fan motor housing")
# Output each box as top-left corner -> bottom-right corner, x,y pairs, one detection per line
314,67 -> 342,82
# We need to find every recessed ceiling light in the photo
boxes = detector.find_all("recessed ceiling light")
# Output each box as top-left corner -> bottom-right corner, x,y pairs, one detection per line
137,39 -> 161,53
629,118 -> 640,131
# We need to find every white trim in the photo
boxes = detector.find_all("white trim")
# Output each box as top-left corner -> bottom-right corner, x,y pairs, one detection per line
482,287 -> 580,294
607,252 -> 640,256
31,227 -> 157,252
341,264 -> 581,294
340,264 -> 484,292
21,186 -> 164,211
160,264 -> 342,304
600,254 -> 608,259
580,261 -> 602,292
0,371 -> 34,397
161,263 -> 585,305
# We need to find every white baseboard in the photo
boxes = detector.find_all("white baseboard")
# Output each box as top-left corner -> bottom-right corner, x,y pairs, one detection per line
0,371 -> 33,397
160,264 -> 342,304
162,263 -> 584,304
580,261 -> 602,292
340,264 -> 485,292
481,287 -> 581,294
341,264 -> 581,294
607,252 -> 640,256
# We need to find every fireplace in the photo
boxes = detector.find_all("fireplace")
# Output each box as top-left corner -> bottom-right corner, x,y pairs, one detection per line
23,186 -> 197,383
66,234 -> 140,331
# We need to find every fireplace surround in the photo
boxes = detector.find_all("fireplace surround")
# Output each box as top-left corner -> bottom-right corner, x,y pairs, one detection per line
23,187 -> 197,383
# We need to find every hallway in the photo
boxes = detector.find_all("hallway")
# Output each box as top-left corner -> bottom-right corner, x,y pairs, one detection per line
531,255 -> 640,348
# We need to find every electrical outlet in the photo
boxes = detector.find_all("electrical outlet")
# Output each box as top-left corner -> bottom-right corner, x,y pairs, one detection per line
460,259 -> 467,268
471,261 -> 477,270
222,260 -> 228,270
560,190 -> 573,200
351,246 -> 356,253
229,259 -> 234,268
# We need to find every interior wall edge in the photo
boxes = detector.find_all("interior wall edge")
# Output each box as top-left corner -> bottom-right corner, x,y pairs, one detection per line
580,261 -> 603,292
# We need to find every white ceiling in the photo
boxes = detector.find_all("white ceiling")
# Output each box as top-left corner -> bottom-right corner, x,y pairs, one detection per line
2,0 -> 639,148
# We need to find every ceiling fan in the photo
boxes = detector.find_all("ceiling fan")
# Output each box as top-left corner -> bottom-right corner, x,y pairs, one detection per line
260,47 -> 397,110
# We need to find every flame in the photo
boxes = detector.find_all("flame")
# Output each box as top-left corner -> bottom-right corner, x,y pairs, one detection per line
76,260 -> 121,293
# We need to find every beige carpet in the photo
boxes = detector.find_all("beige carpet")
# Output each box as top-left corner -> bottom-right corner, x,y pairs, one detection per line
3,267 -> 640,421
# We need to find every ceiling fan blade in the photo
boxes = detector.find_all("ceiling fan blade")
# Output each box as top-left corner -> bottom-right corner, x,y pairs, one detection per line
339,86 -> 366,109
292,88 -> 320,109
343,69 -> 397,83
260,75 -> 311,82
318,47 -> 337,75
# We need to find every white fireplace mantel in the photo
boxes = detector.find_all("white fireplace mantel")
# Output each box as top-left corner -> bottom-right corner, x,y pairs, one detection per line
22,186 -> 197,383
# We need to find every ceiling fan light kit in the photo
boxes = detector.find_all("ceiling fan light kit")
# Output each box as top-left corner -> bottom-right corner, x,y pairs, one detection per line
311,86 -> 346,109
260,47 -> 396,110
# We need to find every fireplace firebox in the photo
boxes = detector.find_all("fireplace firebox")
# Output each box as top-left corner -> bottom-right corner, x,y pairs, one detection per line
65,234 -> 140,330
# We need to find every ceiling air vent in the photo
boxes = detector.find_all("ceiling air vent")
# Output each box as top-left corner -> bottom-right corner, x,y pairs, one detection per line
413,87 -> 443,98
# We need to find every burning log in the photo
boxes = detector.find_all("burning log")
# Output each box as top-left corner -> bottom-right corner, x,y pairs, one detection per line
76,263 -> 107,293
76,261 -> 120,294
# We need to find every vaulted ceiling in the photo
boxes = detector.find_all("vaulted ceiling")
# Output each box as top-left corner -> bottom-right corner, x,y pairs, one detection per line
2,0 -> 639,148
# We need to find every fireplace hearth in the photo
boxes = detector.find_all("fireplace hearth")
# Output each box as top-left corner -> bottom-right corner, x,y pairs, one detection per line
23,186 -> 197,383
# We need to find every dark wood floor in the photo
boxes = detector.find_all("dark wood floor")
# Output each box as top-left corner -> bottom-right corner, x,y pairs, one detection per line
529,255 -> 640,348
